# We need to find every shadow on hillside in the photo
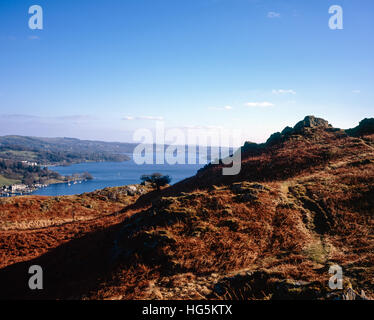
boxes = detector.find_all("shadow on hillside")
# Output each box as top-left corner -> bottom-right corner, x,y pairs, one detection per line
0,220 -> 126,300
0,181 -> 200,300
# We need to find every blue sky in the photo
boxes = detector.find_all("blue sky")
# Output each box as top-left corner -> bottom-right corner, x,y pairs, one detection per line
0,0 -> 373,144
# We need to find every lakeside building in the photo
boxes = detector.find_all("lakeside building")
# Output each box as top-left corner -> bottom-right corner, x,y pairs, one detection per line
21,161 -> 38,166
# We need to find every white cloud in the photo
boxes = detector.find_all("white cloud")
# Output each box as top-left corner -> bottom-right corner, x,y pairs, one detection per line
352,90 -> 361,94
122,115 -> 164,121
272,89 -> 296,95
28,35 -> 40,40
267,12 -> 281,18
245,102 -> 275,108
208,105 -> 233,111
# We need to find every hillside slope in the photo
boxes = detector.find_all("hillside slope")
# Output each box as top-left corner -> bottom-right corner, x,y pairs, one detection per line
0,116 -> 373,300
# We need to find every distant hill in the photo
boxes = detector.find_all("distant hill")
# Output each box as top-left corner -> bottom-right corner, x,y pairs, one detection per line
0,135 -> 135,165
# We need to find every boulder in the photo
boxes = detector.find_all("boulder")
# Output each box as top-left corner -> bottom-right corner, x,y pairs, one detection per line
293,116 -> 331,133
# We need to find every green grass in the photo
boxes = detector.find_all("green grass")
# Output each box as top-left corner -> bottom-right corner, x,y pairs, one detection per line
0,175 -> 21,187
304,241 -> 329,264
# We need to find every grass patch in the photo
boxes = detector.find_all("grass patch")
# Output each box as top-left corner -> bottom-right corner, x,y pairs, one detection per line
304,241 -> 329,264
0,150 -> 38,160
0,175 -> 21,186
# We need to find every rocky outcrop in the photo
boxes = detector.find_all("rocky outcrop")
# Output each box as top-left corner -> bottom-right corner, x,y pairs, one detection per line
346,118 -> 374,137
266,116 -> 332,146
87,184 -> 148,202
293,115 -> 331,132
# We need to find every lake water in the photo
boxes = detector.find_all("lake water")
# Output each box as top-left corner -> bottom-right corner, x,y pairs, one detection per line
32,156 -> 205,196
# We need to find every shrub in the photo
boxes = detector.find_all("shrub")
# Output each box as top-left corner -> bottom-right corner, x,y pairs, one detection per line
140,173 -> 171,190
